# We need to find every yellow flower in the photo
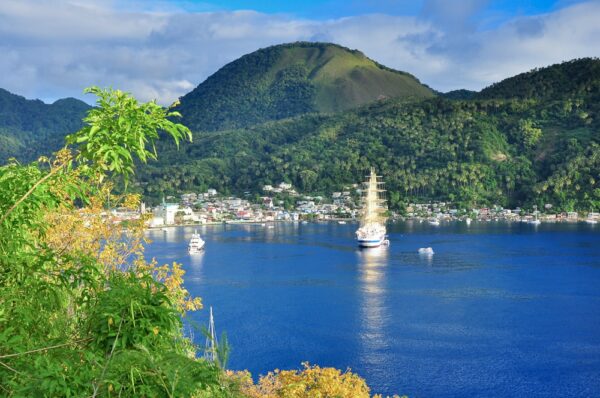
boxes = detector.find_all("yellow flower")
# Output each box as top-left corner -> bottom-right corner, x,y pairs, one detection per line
108,317 -> 113,326
153,326 -> 159,335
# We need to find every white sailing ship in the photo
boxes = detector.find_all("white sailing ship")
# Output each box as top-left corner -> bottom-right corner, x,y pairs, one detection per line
356,168 -> 389,248
188,229 -> 205,254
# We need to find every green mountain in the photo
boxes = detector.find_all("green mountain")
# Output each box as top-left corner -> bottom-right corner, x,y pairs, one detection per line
0,88 -> 90,163
477,58 -> 600,100
138,58 -> 600,212
1,49 -> 598,212
176,42 -> 436,132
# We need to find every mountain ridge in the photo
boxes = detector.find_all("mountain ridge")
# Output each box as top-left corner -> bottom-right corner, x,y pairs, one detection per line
1,48 -> 599,211
0,88 -> 90,163
176,41 -> 436,132
139,57 -> 600,211
477,57 -> 600,100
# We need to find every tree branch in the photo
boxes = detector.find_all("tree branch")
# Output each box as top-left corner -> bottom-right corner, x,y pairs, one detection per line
0,338 -> 91,359
0,165 -> 63,226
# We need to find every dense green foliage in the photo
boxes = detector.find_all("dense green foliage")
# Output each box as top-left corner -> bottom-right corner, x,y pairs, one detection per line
477,58 -> 600,100
442,89 -> 477,100
0,87 -> 402,397
0,88 -> 90,163
0,88 -> 241,397
66,86 -> 191,179
138,58 -> 600,212
1,51 -> 598,213
176,42 -> 435,132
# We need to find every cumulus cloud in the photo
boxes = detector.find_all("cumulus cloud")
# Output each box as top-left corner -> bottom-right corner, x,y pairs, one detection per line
0,0 -> 598,104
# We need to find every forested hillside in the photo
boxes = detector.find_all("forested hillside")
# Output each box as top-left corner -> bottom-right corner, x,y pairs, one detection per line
0,88 -> 90,163
137,58 -> 600,212
176,42 -> 435,132
0,49 -> 598,212
477,58 -> 600,100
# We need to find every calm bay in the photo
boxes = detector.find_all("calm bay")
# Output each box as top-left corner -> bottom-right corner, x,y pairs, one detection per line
144,221 -> 600,397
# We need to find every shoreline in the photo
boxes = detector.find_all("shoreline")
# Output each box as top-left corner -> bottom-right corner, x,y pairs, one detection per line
145,217 -> 596,231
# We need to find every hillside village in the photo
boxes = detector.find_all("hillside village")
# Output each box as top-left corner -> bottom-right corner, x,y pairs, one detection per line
111,181 -> 600,226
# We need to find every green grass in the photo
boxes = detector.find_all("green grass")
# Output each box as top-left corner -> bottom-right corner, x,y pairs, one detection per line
270,44 -> 434,112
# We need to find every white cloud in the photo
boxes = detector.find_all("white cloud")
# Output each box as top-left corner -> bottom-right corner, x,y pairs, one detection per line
0,0 -> 598,104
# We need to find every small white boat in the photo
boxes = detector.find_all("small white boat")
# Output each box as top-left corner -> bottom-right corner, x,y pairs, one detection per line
585,219 -> 597,224
529,211 -> 541,225
418,247 -> 434,255
260,223 -> 266,226
267,225 -> 275,229
338,220 -> 346,225
428,219 -> 440,226
465,218 -> 472,225
188,230 -> 205,254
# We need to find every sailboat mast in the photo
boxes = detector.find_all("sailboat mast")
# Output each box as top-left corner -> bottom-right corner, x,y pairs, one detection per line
360,168 -> 387,226
204,306 -> 218,363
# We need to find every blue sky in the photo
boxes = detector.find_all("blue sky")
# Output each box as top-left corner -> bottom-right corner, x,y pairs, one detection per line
0,0 -> 598,104
158,0 -> 571,20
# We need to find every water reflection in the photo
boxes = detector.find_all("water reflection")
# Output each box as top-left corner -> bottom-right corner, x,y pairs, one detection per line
356,247 -> 389,358
357,247 -> 388,293
418,251 -> 434,266
189,252 -> 205,267
163,227 -> 178,243
185,249 -> 205,286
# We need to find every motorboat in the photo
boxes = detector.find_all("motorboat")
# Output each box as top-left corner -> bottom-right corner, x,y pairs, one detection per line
418,247 -> 434,255
428,218 -> 440,226
188,230 -> 205,254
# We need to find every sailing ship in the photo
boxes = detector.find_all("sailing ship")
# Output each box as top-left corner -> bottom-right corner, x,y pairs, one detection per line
356,168 -> 389,248
188,229 -> 205,254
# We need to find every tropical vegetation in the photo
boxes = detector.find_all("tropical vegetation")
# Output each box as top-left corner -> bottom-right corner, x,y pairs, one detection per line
0,88 -> 89,163
138,58 -> 600,212
0,46 -> 598,213
176,42 -> 435,132
0,87 -> 401,397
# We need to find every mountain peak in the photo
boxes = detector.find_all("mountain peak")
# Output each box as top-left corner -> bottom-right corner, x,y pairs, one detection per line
177,41 -> 435,131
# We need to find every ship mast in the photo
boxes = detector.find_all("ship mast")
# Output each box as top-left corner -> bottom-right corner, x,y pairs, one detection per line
360,168 -> 387,226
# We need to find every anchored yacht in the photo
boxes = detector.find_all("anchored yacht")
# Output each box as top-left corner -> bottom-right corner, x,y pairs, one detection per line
188,230 -> 205,254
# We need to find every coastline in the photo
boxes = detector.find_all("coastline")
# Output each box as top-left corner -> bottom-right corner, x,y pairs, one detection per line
145,216 -> 596,231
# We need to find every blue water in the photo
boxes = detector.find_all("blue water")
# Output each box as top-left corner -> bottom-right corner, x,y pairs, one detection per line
144,221 -> 600,397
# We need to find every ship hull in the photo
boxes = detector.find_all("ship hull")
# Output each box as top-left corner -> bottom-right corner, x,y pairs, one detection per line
357,237 -> 386,248
356,227 -> 387,248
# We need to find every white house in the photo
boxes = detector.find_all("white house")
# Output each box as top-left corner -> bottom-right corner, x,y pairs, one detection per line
152,199 -> 179,225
